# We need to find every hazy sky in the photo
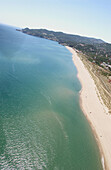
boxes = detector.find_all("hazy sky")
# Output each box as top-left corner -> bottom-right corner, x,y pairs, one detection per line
0,0 -> 111,43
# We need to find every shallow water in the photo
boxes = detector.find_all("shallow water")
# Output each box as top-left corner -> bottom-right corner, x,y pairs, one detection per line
0,24 -> 103,169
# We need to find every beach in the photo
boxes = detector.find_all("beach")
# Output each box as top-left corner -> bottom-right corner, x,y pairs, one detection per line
66,46 -> 111,170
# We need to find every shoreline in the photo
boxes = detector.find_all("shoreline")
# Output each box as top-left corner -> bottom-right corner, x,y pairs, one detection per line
66,46 -> 111,170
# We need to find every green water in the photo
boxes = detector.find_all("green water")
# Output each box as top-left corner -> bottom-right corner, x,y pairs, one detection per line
0,25 -> 102,169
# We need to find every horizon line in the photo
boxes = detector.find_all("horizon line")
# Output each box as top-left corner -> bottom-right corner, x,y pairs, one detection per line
1,22 -> 110,44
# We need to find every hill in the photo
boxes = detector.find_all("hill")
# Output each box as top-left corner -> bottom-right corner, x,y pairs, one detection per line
21,28 -> 104,44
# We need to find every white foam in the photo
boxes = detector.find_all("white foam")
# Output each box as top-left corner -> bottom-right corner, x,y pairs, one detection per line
101,155 -> 105,170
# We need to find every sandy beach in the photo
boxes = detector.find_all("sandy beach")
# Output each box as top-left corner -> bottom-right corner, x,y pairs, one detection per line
66,46 -> 111,170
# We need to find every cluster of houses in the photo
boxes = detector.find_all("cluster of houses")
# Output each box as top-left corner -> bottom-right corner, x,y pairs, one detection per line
100,62 -> 111,70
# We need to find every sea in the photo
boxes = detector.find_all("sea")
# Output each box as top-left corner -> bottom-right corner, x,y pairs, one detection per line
0,24 -> 103,170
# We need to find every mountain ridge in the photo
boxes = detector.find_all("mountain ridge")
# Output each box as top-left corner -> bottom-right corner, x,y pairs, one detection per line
21,27 -> 105,45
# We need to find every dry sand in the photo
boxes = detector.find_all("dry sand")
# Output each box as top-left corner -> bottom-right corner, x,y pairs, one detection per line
66,46 -> 111,170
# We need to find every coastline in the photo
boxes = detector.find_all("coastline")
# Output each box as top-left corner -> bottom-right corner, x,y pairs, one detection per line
66,46 -> 111,170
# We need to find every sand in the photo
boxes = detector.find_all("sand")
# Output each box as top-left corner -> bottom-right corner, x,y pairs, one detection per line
66,46 -> 111,170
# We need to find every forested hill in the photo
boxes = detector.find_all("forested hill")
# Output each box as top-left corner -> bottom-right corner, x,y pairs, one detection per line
17,28 -> 111,67
20,28 -> 104,45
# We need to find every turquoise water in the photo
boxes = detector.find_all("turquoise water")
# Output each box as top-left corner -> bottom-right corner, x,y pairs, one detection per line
0,25 -> 102,170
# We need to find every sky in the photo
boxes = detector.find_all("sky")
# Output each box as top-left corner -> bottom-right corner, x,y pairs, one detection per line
0,0 -> 111,43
